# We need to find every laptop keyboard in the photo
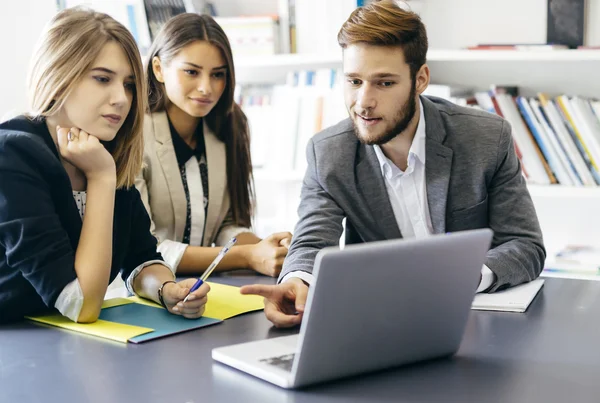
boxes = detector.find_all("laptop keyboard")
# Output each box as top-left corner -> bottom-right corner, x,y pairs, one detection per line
259,353 -> 296,372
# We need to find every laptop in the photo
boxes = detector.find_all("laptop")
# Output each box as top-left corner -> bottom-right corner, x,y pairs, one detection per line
212,228 -> 493,389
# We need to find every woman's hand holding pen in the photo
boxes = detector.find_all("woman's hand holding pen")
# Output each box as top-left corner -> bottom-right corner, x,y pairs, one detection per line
245,232 -> 293,278
162,279 -> 210,319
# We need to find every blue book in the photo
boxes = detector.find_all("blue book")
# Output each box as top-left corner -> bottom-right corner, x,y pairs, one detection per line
516,96 -> 560,180
553,99 -> 600,185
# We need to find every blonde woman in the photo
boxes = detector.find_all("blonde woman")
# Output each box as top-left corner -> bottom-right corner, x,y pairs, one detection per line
137,14 -> 292,277
0,7 -> 208,323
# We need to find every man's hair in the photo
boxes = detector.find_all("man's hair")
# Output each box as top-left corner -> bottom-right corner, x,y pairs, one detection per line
337,0 -> 428,79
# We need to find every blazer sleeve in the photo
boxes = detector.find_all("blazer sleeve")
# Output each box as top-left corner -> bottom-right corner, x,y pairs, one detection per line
134,156 -> 157,237
0,134 -> 77,307
134,152 -> 188,269
485,120 -> 546,291
120,187 -> 166,280
278,137 -> 346,282
214,208 -> 252,246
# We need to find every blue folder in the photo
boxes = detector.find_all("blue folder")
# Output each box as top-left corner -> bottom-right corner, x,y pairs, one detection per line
99,303 -> 222,343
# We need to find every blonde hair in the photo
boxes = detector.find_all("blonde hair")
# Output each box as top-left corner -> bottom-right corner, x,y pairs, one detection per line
28,6 -> 146,189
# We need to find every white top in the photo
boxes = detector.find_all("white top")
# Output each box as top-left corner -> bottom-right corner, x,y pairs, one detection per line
283,100 -> 495,293
53,191 -> 173,322
156,156 -> 248,269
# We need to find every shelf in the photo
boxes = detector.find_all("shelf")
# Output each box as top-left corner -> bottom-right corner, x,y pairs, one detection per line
427,49 -> 600,62
235,53 -> 342,69
252,174 -> 600,195
235,50 -> 600,95
235,49 -> 600,72
527,184 -> 600,199
235,53 -> 342,84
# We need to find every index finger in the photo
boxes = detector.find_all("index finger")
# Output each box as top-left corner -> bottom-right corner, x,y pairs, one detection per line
189,282 -> 210,298
240,284 -> 277,298
56,126 -> 69,148
76,128 -> 89,143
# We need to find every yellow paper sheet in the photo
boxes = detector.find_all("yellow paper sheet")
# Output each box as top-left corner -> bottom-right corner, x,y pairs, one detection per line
102,297 -> 135,309
128,282 -> 264,320
204,282 -> 264,320
27,283 -> 262,343
26,314 -> 153,343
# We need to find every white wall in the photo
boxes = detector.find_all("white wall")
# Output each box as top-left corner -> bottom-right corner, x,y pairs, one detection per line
413,0 -> 600,49
0,0 -> 57,119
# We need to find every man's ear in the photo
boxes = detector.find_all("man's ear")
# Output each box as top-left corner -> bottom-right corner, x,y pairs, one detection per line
152,56 -> 164,83
415,64 -> 430,95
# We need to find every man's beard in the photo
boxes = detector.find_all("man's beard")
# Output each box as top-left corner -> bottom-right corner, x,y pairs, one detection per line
353,80 -> 417,146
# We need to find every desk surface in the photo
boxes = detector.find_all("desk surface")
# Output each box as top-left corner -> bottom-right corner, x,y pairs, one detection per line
2,274 -> 600,403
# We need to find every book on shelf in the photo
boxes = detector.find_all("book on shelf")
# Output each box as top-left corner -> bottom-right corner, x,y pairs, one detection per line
547,0 -> 585,48
445,84 -> 600,187
422,84 -> 473,106
215,16 -> 280,57
61,0 -> 153,55
144,0 -> 187,40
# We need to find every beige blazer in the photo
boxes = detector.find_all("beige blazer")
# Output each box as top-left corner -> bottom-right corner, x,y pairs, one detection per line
135,112 -> 249,269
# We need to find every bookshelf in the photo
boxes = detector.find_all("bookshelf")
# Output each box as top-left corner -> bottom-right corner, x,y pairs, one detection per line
236,49 -> 600,69
427,49 -> 600,61
236,50 -> 600,96
235,53 -> 342,84
243,49 -> 600,261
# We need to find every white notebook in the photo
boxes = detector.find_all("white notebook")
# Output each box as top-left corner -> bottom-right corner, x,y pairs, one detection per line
471,279 -> 545,313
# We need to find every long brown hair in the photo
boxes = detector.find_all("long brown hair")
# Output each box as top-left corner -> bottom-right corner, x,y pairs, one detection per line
337,0 -> 428,80
146,13 -> 253,228
28,6 -> 146,189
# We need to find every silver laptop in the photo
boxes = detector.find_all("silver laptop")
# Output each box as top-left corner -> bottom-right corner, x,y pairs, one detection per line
212,228 -> 493,389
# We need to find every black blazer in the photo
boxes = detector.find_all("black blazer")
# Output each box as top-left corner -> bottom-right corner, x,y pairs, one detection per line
0,116 -> 163,322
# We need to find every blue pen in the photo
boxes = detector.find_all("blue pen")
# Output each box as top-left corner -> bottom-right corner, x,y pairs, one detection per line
182,237 -> 237,303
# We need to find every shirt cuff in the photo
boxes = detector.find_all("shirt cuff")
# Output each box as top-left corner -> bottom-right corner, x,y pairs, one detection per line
216,226 -> 252,246
54,279 -> 84,322
476,264 -> 495,293
280,271 -> 315,286
125,259 -> 175,296
157,239 -> 188,271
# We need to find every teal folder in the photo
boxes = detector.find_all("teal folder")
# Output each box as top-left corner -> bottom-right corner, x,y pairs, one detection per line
99,303 -> 222,343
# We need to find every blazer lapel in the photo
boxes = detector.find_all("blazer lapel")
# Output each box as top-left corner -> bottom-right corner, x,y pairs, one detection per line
203,121 -> 227,245
422,96 -> 453,234
355,144 -> 402,240
30,118 -> 83,251
152,112 -> 187,241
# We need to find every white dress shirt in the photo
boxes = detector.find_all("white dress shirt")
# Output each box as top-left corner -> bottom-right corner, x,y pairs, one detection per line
54,191 -> 174,322
283,100 -> 495,292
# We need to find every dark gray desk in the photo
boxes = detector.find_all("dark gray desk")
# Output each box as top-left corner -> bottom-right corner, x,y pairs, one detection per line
2,275 -> 600,403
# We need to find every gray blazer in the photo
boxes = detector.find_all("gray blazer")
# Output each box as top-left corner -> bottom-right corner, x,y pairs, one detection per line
280,96 -> 545,292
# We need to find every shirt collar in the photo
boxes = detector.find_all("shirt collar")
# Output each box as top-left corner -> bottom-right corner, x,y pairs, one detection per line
169,117 -> 205,167
373,99 -> 426,179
